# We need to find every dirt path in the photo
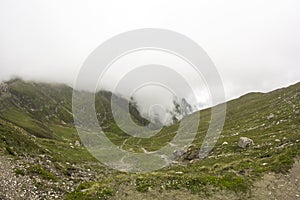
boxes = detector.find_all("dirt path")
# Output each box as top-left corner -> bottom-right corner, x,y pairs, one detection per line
252,159 -> 300,200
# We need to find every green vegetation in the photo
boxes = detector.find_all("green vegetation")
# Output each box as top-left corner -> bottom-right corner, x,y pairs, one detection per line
15,168 -> 25,176
27,164 -> 58,182
0,79 -> 299,199
65,182 -> 115,200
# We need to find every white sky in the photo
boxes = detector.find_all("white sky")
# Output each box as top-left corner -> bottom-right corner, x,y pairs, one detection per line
0,0 -> 300,101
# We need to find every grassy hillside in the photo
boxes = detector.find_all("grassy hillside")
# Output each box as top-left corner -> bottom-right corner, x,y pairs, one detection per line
0,79 -> 299,199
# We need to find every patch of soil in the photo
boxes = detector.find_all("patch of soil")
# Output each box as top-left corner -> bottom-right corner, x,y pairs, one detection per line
252,158 -> 300,200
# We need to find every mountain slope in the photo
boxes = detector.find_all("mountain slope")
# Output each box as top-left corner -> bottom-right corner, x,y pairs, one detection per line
0,79 -> 299,199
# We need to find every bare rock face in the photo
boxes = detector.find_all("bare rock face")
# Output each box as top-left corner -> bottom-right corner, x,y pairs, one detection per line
238,137 -> 254,148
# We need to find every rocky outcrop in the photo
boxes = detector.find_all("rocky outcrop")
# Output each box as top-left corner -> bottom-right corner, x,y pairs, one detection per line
0,83 -> 9,93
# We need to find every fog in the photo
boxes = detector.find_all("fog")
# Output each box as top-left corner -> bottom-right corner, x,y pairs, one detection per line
1,0 -> 300,111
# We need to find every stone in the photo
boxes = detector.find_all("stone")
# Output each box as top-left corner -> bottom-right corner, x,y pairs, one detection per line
222,141 -> 228,145
172,150 -> 184,160
0,83 -> 9,93
74,140 -> 81,147
267,113 -> 275,120
238,137 -> 254,148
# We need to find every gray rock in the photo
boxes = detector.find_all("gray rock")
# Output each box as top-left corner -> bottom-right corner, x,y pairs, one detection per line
74,140 -> 81,147
238,137 -> 254,148
172,150 -> 185,160
267,113 -> 275,120
0,83 -> 9,93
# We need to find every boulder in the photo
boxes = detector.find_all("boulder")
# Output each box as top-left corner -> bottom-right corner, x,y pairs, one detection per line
238,137 -> 254,148
172,150 -> 185,160
173,145 -> 200,161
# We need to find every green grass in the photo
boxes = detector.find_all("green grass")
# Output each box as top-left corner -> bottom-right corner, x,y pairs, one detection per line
0,79 -> 299,198
27,164 -> 58,182
0,120 -> 43,155
2,108 -> 53,139
36,137 -> 97,164
65,181 -> 115,200
49,124 -> 78,142
15,168 -> 25,176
